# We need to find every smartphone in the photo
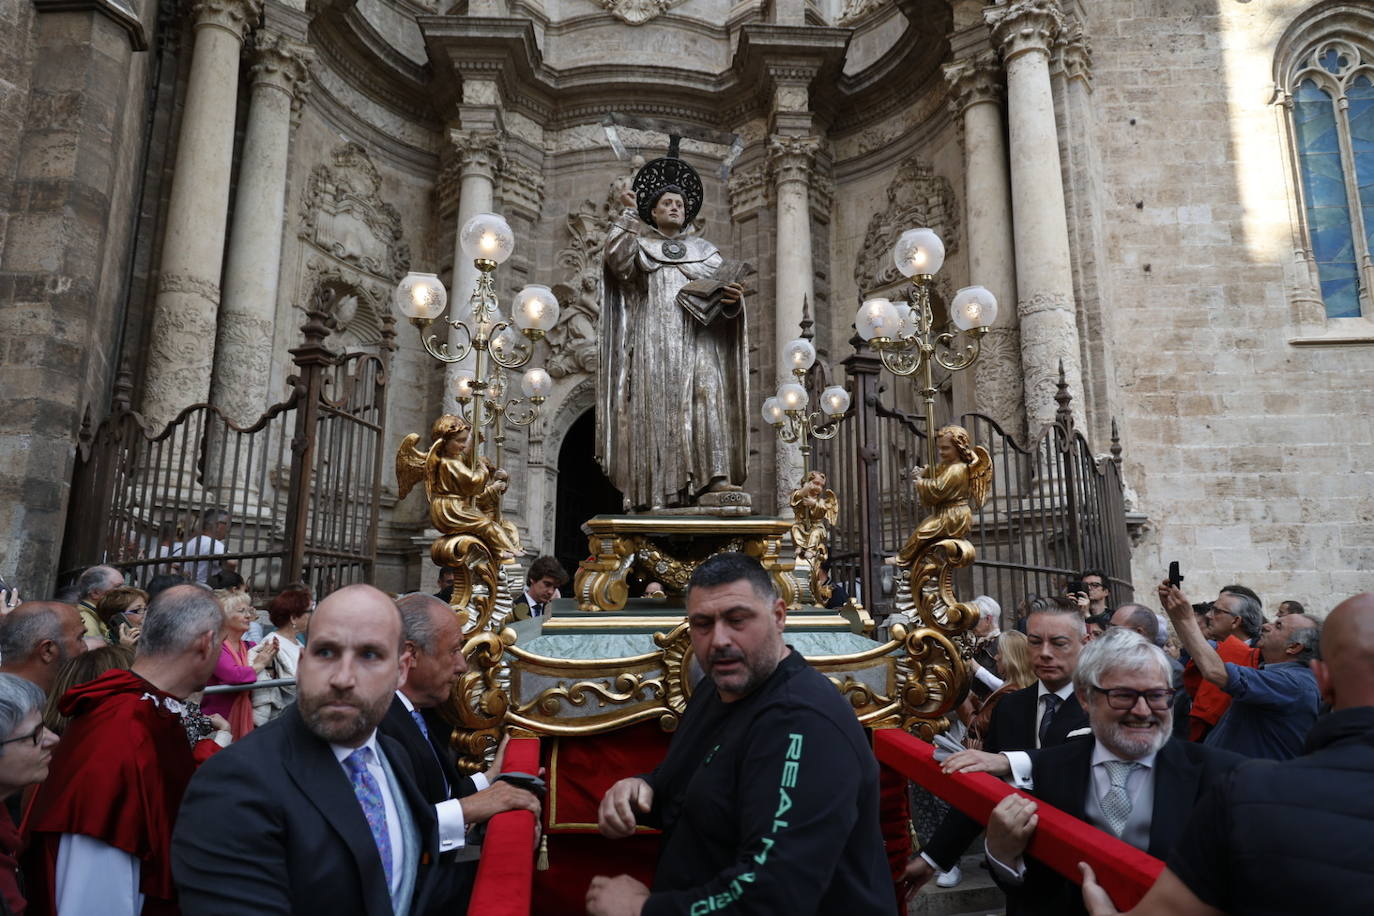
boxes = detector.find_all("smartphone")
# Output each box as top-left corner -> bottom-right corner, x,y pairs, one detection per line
1167,561 -> 1184,588
1066,579 -> 1085,596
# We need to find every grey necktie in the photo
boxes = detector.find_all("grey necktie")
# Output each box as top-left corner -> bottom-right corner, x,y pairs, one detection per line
1038,693 -> 1061,747
1100,760 -> 1140,836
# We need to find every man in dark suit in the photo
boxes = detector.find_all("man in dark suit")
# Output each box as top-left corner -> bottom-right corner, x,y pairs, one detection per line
983,627 -> 1244,915
905,597 -> 1091,892
511,555 -> 567,620
379,593 -> 540,907
172,584 -> 441,916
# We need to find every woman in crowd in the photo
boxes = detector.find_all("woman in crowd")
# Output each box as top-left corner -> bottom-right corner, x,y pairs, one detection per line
966,630 -> 1036,750
42,645 -> 134,735
250,585 -> 313,726
0,673 -> 60,914
95,586 -> 147,648
202,592 -> 276,740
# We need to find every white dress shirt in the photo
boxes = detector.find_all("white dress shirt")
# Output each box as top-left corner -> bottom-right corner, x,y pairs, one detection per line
986,738 -> 1159,882
1003,681 -> 1077,788
396,692 -> 488,851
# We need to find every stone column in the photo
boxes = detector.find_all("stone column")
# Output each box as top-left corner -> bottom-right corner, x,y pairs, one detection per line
768,134 -> 821,498
944,51 -> 1024,439
445,129 -> 504,415
141,0 -> 261,430
985,0 -> 1085,429
212,31 -> 312,425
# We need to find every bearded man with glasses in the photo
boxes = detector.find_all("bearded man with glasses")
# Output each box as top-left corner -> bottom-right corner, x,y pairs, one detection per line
981,628 -> 1245,916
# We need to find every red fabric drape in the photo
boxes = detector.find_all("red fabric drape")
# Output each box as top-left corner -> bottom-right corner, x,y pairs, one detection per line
467,737 -> 541,916
874,729 -> 1164,910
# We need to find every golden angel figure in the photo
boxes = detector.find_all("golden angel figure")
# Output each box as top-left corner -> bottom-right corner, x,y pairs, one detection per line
396,415 -> 520,569
889,425 -> 992,567
789,470 -> 839,559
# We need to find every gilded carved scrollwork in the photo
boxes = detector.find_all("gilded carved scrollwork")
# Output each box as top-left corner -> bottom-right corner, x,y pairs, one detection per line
888,425 -> 992,735
573,518 -> 797,611
397,414 -> 521,772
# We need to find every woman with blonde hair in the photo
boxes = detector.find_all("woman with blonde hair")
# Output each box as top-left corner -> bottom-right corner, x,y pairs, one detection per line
966,630 -> 1036,749
201,592 -> 276,739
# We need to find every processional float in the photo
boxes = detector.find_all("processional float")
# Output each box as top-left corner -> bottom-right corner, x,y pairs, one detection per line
392,141 -> 999,908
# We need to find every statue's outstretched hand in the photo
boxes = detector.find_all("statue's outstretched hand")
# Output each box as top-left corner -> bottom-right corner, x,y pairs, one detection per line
619,188 -> 637,209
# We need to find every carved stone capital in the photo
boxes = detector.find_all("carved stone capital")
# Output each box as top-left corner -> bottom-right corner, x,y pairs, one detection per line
191,0 -> 261,41
767,135 -> 821,188
727,164 -> 769,218
985,0 -> 1064,63
449,129 -> 506,183
249,30 -> 314,107
498,156 -> 545,221
1053,19 -> 1092,86
943,51 -> 1004,115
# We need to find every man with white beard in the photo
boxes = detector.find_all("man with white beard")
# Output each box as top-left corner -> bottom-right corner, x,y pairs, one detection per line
981,628 -> 1244,916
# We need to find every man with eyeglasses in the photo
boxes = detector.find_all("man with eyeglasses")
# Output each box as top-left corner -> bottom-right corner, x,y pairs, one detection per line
1177,586 -> 1261,742
904,597 -> 1092,896
1160,582 -> 1320,761
981,628 -> 1244,916
1078,570 -> 1113,617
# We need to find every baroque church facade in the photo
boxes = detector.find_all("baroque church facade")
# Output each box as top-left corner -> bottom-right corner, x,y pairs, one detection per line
0,0 -> 1370,609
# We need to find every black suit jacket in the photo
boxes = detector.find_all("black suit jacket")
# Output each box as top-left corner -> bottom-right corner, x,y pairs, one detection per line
995,738 -> 1245,915
379,697 -> 479,805
172,705 -> 442,916
378,696 -> 480,912
922,684 -> 1090,871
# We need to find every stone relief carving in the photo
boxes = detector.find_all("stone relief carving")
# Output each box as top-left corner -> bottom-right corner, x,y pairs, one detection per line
727,165 -> 768,217
973,327 -> 1025,438
853,156 -> 959,296
301,259 -> 390,350
598,0 -> 687,25
838,0 -> 888,24
546,188 -> 618,379
298,142 -> 411,284
498,156 -> 546,221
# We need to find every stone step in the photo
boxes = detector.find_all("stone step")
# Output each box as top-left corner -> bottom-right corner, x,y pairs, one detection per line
907,853 -> 1005,916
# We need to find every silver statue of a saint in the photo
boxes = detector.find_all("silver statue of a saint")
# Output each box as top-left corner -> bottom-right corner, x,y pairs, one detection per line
596,155 -> 751,512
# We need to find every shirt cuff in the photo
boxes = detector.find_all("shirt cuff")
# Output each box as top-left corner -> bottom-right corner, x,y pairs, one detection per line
436,798 -> 468,851
920,852 -> 941,872
471,772 -> 490,791
1221,662 -> 1246,697
984,839 -> 1026,884
1003,751 -> 1034,789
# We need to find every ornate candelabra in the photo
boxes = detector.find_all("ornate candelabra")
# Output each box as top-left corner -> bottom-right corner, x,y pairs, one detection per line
392,212 -> 560,772
393,213 -> 558,465
852,228 -> 997,468
762,311 -> 852,606
855,227 -> 999,734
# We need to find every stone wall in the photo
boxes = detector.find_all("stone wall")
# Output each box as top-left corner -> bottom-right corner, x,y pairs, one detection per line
0,3 -> 155,592
1084,0 -> 1374,611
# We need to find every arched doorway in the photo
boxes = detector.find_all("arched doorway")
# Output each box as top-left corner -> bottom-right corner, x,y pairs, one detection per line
554,409 -> 622,575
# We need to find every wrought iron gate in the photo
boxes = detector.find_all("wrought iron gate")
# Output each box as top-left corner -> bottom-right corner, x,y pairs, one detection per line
59,285 -> 393,598
813,341 -> 1133,619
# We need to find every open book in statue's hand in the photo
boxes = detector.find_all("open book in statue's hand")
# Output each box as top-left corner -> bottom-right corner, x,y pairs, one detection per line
677,259 -> 755,326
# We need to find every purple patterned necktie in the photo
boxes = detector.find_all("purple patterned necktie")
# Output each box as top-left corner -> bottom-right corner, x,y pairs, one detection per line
343,747 -> 393,888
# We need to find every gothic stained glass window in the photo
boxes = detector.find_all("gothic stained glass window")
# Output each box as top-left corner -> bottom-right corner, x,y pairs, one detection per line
1286,38 -> 1374,319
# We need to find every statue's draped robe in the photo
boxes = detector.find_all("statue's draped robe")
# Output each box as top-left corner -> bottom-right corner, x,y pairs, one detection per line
598,210 -> 749,510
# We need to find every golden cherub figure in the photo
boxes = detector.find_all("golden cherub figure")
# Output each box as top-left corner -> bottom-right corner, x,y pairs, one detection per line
397,415 -> 520,615
888,424 -> 992,568
789,470 -> 839,605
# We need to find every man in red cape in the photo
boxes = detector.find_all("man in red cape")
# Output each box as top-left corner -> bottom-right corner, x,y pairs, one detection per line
22,585 -> 224,916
